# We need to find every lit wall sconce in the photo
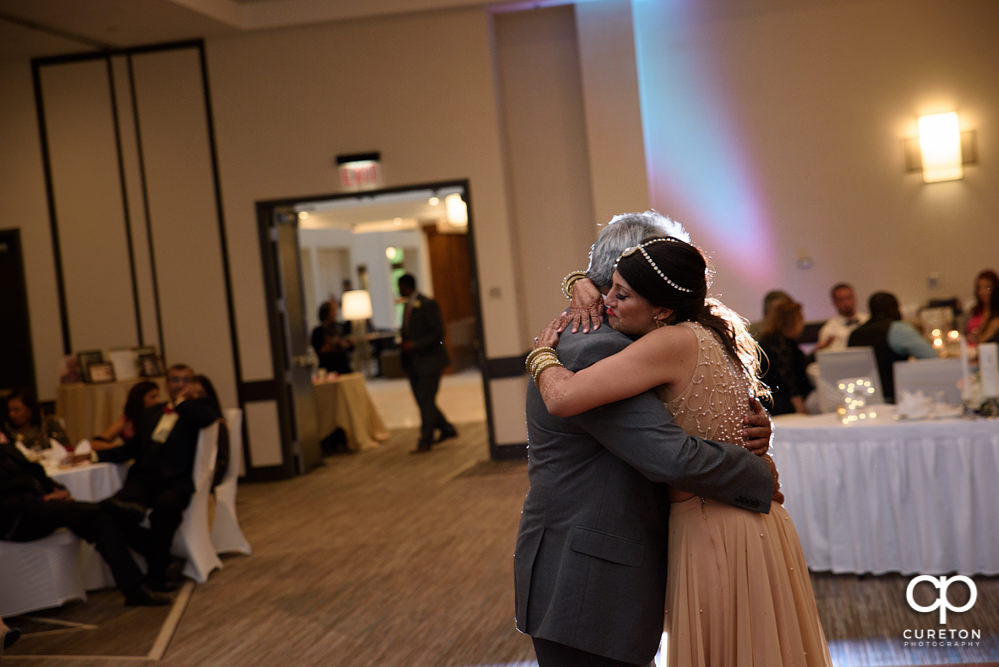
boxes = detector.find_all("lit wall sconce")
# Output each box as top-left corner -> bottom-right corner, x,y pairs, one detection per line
444,193 -> 468,226
903,112 -> 977,183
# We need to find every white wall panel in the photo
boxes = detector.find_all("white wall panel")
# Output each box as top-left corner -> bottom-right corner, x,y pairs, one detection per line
40,60 -> 138,352
130,48 -> 237,410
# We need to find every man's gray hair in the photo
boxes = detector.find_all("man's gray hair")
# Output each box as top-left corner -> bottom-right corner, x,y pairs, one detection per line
585,211 -> 690,290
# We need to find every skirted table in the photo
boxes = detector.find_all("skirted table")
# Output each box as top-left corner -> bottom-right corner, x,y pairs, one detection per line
313,373 -> 390,452
772,407 -> 999,575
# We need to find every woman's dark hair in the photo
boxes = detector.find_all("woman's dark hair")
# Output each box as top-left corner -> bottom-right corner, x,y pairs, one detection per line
194,374 -> 229,489
5,388 -> 41,427
124,381 -> 159,425
193,375 -> 223,414
615,237 -> 767,398
973,269 -> 998,316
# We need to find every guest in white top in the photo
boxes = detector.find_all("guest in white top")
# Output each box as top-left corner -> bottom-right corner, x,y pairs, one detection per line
816,282 -> 868,352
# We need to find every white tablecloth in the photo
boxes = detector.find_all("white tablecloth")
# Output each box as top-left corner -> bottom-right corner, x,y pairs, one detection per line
0,464 -> 126,616
773,407 -> 999,575
50,462 -> 125,502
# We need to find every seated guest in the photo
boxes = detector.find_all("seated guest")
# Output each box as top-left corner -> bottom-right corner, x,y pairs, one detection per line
815,282 -> 868,351
91,381 -> 161,451
2,388 -> 70,453
759,299 -> 813,415
191,374 -> 229,490
965,269 -> 998,345
311,300 -> 353,374
97,363 -> 220,591
748,289 -> 791,339
848,291 -> 938,402
977,282 -> 999,346
0,432 -> 169,606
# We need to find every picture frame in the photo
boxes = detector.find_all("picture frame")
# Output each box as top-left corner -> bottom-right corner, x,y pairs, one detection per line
138,352 -> 164,378
106,347 -> 139,382
87,362 -> 115,384
76,350 -> 104,382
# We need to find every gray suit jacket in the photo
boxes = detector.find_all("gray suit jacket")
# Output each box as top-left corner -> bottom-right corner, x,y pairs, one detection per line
514,326 -> 773,664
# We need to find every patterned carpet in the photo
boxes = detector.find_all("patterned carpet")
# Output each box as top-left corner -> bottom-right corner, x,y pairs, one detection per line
3,422 -> 998,665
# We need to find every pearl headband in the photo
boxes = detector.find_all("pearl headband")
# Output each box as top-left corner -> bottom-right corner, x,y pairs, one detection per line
616,237 -> 694,294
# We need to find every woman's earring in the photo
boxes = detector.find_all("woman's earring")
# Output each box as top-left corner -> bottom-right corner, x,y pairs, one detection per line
655,317 -> 666,329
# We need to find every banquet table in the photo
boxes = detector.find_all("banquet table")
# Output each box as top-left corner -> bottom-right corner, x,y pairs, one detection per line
56,377 -> 165,446
0,463 -> 125,616
50,461 -> 126,502
773,406 -> 999,575
313,373 -> 390,452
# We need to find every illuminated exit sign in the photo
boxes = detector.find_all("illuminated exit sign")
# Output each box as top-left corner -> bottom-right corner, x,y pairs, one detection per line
336,151 -> 381,190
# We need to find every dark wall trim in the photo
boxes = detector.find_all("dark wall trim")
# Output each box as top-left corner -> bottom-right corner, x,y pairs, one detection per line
238,380 -> 279,403
30,61 -> 71,355
105,57 -> 144,345
482,354 -> 527,379
125,53 -> 166,357
196,44 -> 244,399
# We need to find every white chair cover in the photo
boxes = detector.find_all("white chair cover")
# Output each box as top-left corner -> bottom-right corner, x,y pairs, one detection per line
211,408 -> 251,555
171,422 -> 222,583
815,346 -> 884,412
0,530 -> 86,617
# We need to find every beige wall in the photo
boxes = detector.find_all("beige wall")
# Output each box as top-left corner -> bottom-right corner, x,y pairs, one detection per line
205,8 -> 524,384
634,0 -> 999,322
0,60 -> 63,397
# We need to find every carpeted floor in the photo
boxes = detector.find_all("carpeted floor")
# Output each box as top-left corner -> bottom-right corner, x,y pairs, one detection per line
4,421 -> 998,665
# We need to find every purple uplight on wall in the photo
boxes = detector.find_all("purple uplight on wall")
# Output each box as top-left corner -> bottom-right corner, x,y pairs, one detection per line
631,0 -> 777,303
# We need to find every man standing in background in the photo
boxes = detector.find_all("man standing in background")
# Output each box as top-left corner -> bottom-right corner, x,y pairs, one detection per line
397,274 -> 457,453
816,282 -> 867,351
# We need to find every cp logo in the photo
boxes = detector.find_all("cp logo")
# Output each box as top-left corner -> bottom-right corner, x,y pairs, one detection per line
906,575 -> 977,624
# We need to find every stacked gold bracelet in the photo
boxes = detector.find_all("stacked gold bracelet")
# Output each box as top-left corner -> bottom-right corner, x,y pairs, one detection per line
525,346 -> 565,384
561,270 -> 587,300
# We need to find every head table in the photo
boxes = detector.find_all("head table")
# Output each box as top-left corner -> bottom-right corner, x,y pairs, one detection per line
772,406 -> 999,576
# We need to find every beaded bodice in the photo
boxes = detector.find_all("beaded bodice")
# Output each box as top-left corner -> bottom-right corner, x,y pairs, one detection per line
659,321 -> 751,444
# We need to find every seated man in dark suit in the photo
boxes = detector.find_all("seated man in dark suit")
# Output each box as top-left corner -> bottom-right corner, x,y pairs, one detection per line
1,434 -> 168,606
97,363 -> 220,590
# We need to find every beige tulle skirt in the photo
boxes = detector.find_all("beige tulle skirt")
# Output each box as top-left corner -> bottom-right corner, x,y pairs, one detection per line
665,498 -> 832,667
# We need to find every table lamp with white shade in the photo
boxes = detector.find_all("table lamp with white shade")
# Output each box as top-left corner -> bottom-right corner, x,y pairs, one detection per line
342,290 -> 373,376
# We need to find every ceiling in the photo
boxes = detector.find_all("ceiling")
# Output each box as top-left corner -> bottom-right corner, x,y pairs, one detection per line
0,0 -> 502,62
297,186 -> 467,232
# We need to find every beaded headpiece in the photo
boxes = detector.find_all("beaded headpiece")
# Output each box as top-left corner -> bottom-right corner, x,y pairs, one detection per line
615,237 -> 694,293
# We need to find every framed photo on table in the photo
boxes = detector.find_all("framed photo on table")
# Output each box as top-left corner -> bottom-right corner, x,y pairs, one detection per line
77,350 -> 104,383
138,352 -> 163,378
87,362 -> 115,384
106,347 -> 139,381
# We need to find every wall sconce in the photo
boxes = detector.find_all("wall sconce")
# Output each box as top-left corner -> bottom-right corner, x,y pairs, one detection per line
444,193 -> 468,226
904,112 -> 977,183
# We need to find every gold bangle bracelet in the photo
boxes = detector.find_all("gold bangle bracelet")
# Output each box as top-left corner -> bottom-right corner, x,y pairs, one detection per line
528,350 -> 559,376
526,346 -> 557,373
561,270 -> 587,300
532,359 -> 564,384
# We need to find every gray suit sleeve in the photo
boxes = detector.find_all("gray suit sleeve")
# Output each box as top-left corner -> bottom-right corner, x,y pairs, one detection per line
575,391 -> 774,513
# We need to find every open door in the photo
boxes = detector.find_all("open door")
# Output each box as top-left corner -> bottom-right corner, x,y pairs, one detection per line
258,206 -> 322,474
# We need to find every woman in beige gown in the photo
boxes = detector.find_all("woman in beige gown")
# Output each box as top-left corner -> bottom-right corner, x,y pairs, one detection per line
533,237 -> 831,667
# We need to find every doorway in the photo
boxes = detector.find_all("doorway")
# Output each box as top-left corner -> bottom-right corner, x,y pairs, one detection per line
0,229 -> 36,397
256,180 -> 490,474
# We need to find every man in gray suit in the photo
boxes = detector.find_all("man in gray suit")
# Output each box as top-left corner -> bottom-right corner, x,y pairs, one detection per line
514,212 -> 775,666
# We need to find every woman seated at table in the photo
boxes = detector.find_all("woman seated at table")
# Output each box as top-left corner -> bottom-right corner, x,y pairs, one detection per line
90,381 -> 161,451
758,299 -> 814,415
191,374 -> 230,490
976,283 -> 999,346
965,269 -> 997,345
2,388 -> 70,453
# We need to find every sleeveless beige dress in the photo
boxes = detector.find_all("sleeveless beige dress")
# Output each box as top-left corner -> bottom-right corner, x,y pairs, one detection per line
661,322 -> 831,667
